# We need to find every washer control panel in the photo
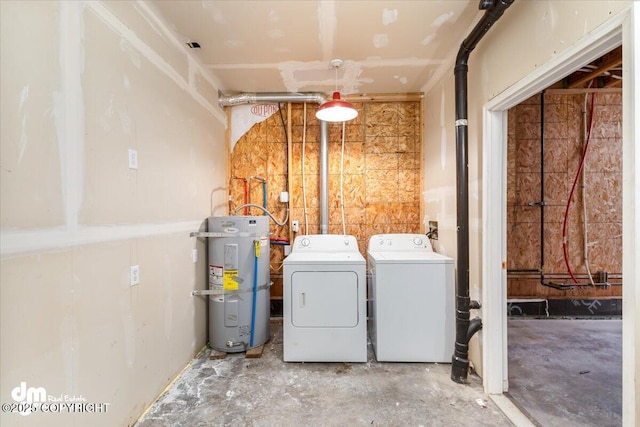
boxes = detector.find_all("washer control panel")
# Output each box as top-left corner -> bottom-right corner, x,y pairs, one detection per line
369,234 -> 432,251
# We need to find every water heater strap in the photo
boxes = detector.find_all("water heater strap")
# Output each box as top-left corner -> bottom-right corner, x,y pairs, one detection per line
224,283 -> 270,296
191,282 -> 270,297
190,231 -> 267,239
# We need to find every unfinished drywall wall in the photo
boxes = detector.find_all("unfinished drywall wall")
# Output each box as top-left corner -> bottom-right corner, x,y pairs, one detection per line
0,1 -> 225,426
229,99 -> 422,302
422,0 -> 632,379
507,91 -> 623,299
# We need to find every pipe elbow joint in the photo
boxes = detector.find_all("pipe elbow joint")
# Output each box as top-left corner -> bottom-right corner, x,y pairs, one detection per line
466,317 -> 483,343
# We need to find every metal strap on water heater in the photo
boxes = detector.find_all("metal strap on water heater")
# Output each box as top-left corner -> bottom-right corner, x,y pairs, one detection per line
189,229 -> 271,296
191,282 -> 272,297
190,231 -> 265,239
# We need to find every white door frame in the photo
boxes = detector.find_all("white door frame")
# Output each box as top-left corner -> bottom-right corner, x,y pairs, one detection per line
481,5 -> 638,426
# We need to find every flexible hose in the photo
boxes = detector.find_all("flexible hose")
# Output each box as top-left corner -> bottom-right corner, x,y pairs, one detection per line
234,203 -> 289,226
340,121 -> 347,235
562,92 -> 596,283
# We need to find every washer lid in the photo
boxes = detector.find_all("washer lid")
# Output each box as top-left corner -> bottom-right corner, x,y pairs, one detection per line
368,251 -> 453,264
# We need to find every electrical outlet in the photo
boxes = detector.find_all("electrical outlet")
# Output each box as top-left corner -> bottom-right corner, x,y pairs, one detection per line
130,265 -> 140,286
428,221 -> 438,240
192,249 -> 198,263
128,149 -> 138,170
292,220 -> 299,233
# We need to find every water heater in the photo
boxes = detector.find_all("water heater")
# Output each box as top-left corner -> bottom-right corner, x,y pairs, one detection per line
207,216 -> 270,352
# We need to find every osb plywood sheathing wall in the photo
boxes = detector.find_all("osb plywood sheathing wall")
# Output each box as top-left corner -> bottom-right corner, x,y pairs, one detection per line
229,97 -> 423,300
507,91 -> 622,299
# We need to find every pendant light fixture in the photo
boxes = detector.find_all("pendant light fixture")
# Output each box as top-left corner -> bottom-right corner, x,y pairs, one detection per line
315,59 -> 358,122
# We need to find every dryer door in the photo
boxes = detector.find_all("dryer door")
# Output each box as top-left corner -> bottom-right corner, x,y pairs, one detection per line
291,271 -> 359,327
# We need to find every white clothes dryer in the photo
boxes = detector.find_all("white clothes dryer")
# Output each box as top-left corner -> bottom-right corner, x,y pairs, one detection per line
283,234 -> 367,362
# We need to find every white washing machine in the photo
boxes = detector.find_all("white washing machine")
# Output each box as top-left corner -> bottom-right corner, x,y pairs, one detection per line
368,234 -> 454,362
283,234 -> 367,362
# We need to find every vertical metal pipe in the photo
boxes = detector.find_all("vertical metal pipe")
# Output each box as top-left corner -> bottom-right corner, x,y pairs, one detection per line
319,120 -> 329,234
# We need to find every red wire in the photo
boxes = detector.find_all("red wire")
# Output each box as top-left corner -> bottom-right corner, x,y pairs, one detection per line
562,92 -> 596,283
243,179 -> 249,215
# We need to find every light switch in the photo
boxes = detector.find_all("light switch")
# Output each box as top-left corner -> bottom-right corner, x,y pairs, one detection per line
128,149 -> 138,170
130,265 -> 140,286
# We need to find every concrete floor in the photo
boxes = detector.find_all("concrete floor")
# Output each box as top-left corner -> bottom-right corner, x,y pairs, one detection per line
136,322 -> 513,427
507,318 -> 622,427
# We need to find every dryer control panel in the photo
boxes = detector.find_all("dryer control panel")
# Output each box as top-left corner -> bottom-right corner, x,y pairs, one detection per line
292,234 -> 359,252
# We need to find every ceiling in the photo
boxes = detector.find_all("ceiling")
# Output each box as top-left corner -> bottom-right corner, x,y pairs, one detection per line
150,0 -> 482,95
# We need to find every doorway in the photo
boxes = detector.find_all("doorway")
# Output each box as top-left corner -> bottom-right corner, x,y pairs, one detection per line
481,7 -> 638,426
503,61 -> 623,424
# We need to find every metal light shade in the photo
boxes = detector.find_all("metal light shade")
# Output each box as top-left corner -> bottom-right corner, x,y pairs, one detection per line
315,92 -> 358,122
